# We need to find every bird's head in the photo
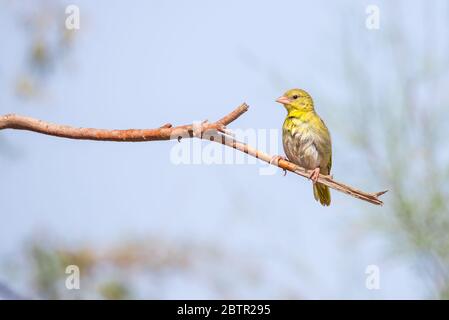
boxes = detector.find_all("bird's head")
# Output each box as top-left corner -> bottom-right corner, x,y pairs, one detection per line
276,88 -> 314,112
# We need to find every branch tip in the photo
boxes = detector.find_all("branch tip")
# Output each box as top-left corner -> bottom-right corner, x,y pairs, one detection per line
374,190 -> 389,197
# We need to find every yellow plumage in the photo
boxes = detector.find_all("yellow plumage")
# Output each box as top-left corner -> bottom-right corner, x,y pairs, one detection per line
276,89 -> 332,206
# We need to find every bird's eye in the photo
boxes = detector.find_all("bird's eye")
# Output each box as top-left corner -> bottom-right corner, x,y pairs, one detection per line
292,95 -> 299,99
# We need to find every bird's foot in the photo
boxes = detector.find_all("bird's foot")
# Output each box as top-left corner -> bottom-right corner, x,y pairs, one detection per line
270,155 -> 288,164
309,168 -> 320,184
270,155 -> 289,176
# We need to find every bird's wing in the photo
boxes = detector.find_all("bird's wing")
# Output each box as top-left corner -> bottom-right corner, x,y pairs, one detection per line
315,116 -> 332,174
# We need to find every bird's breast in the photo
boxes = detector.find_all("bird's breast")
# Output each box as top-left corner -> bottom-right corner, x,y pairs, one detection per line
283,124 -> 323,170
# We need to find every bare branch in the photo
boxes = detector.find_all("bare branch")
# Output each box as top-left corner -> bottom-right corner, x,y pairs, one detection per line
0,103 -> 387,205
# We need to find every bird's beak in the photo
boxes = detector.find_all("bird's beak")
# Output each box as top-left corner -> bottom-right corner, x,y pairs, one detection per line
276,96 -> 290,105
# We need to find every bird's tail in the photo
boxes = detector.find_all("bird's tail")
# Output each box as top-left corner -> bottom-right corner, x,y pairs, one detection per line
313,183 -> 331,206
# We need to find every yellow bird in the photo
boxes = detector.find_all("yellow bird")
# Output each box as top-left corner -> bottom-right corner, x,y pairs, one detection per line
275,88 -> 332,206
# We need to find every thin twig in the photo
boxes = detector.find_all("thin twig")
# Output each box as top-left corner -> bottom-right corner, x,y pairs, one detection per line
0,103 -> 387,205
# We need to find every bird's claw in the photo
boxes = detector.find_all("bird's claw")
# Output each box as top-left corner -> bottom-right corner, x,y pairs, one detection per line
270,155 -> 288,164
270,155 -> 289,176
309,168 -> 320,184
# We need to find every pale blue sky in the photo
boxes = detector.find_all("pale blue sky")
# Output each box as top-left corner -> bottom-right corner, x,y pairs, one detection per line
1,0 -> 443,298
